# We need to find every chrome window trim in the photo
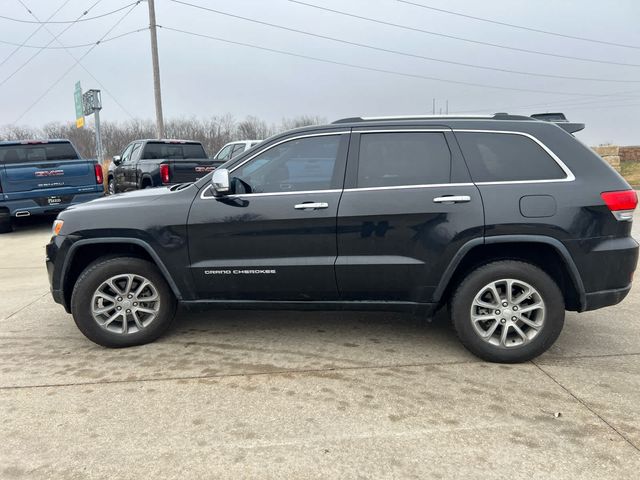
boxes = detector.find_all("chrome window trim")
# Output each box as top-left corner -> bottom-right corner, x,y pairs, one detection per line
452,129 -> 576,184
200,186 -> 341,199
199,128 -> 575,199
343,183 -> 474,193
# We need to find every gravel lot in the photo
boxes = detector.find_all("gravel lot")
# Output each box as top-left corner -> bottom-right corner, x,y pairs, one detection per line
1,211 -> 639,479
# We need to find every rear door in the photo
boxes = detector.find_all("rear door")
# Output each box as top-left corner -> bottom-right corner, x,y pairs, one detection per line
336,127 -> 484,303
0,141 -> 94,194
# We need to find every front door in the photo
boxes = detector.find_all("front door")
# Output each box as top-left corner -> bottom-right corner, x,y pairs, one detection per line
336,128 -> 484,303
188,131 -> 350,300
114,143 -> 133,191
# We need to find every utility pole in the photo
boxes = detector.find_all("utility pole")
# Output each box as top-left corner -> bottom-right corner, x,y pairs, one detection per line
147,0 -> 165,138
82,89 -> 103,165
446,100 -> 449,115
432,98 -> 435,114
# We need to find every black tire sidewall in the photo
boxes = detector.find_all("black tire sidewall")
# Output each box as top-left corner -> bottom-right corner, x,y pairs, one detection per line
71,257 -> 176,348
451,261 -> 565,363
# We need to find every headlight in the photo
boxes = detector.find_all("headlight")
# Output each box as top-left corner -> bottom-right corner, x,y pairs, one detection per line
52,219 -> 64,236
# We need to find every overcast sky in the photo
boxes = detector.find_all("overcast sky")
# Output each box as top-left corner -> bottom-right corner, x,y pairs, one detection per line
1,0 -> 639,145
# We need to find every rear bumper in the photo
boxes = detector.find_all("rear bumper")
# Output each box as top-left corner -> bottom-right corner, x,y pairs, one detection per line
584,284 -> 632,311
0,190 -> 104,217
566,236 -> 638,311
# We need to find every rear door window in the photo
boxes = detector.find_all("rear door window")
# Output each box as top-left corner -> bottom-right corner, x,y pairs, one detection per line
215,144 -> 234,161
456,132 -> 566,182
356,132 -> 451,188
0,142 -> 79,164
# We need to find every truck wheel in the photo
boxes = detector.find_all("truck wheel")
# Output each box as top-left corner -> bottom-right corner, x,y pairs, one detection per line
0,210 -> 13,234
71,257 -> 177,348
108,178 -> 116,195
450,260 -> 564,363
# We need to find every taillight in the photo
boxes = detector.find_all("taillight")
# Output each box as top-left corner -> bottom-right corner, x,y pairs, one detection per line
601,190 -> 638,221
94,164 -> 103,185
160,164 -> 170,184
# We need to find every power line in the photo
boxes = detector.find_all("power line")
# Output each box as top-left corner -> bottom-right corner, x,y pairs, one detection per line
288,0 -> 640,68
13,2 -> 140,124
158,25 -> 632,98
1,0 -> 104,88
170,0 -> 640,84
5,1 -> 140,24
0,0 -> 72,67
0,27 -> 147,49
397,0 -> 640,50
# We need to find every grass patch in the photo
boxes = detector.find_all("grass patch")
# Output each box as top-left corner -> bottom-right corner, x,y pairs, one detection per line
620,162 -> 640,187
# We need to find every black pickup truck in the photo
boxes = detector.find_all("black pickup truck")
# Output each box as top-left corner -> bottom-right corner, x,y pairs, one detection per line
107,139 -> 221,194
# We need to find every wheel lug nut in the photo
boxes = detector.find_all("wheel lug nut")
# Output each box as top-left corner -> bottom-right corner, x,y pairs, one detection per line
495,310 -> 501,315
512,316 -> 517,321
128,294 -> 133,299
126,309 -> 131,313
133,302 -> 138,306
502,302 -> 508,307
117,306 -> 122,310
513,306 -> 518,311
500,318 -> 506,324
117,297 -> 122,301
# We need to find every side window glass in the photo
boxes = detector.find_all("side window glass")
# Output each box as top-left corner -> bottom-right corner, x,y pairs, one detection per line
456,132 -> 566,182
120,144 -> 134,164
357,132 -> 451,188
216,145 -> 233,160
230,144 -> 245,158
129,143 -> 141,162
231,135 -> 342,194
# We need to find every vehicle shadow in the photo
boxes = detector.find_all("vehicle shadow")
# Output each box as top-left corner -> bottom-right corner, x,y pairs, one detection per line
10,214 -> 56,234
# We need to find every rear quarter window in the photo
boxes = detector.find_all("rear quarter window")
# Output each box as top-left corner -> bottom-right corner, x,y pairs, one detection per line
456,132 -> 566,182
0,142 -> 79,164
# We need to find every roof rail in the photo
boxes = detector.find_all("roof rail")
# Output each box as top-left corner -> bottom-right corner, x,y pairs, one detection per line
331,113 -> 531,124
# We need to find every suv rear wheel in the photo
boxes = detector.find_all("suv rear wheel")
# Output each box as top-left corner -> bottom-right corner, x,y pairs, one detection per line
451,260 -> 564,363
71,257 -> 177,347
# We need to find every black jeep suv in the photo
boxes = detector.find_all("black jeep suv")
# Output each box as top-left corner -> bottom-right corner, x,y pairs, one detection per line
46,113 -> 638,362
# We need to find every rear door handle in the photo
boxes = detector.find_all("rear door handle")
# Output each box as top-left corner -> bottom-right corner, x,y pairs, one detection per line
294,202 -> 329,210
433,195 -> 471,204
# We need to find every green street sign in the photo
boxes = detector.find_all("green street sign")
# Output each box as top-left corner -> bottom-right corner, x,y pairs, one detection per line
74,81 -> 84,128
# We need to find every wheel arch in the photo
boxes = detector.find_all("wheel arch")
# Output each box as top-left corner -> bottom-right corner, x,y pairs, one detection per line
139,175 -> 154,189
61,238 -> 182,311
434,235 -> 586,312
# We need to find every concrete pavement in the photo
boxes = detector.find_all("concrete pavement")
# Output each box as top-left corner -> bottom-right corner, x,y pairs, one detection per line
1,214 -> 639,479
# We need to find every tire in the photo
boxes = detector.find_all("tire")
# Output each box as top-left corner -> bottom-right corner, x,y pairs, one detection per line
0,211 -> 13,234
71,257 -> 177,348
450,260 -> 564,363
108,178 -> 116,195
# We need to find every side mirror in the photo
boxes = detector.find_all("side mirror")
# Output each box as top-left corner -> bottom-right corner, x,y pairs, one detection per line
211,168 -> 230,196
112,155 -> 122,166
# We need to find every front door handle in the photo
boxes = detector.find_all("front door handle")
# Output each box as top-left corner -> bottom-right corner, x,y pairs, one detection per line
433,195 -> 471,204
294,202 -> 329,210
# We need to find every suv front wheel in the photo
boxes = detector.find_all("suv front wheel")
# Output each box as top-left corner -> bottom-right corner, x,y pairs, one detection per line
451,260 -> 564,363
71,257 -> 177,347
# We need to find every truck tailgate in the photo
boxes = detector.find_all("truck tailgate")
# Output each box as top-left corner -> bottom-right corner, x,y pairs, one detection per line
168,158 -> 223,183
1,159 -> 96,193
